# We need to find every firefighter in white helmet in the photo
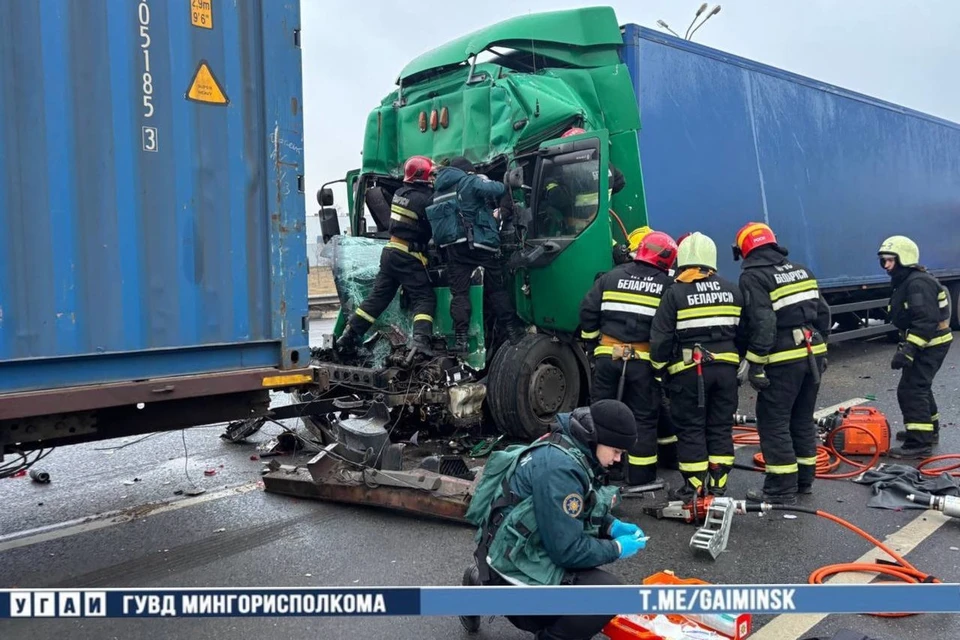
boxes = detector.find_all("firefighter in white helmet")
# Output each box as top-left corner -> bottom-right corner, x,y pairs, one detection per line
878,235 -> 953,458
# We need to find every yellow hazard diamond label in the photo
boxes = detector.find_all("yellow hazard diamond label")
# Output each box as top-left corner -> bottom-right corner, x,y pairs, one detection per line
191,0 -> 213,29
186,60 -> 228,105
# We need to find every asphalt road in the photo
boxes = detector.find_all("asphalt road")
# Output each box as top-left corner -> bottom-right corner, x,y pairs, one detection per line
1,326 -> 959,640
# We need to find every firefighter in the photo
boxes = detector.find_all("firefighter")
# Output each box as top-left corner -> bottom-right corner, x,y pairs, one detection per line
431,156 -> 525,353
734,222 -> 830,504
461,400 -> 645,640
625,226 -> 679,473
336,156 -> 437,358
879,236 -> 953,458
650,232 -> 744,499
579,231 -> 678,486
543,127 -> 626,237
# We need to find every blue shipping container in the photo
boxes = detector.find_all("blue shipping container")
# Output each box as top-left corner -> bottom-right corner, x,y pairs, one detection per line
621,25 -> 960,290
0,0 -> 309,396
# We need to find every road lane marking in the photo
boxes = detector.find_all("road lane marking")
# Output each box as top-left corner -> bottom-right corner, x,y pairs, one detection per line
0,482 -> 259,552
749,509 -> 952,639
743,396 -> 947,638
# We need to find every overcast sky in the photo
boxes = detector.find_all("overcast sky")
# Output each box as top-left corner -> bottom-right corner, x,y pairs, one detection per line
299,0 -> 959,211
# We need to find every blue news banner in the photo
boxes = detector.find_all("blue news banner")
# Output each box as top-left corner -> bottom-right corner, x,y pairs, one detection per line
2,584 -> 959,618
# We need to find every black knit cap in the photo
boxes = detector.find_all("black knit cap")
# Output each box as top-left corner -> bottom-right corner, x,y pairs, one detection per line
589,399 -> 637,450
450,156 -> 474,173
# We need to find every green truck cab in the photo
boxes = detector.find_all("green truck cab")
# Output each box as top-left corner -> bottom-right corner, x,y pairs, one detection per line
317,7 -> 648,439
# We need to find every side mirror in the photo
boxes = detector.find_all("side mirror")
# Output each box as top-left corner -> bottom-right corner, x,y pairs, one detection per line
320,207 -> 341,243
318,188 -> 334,207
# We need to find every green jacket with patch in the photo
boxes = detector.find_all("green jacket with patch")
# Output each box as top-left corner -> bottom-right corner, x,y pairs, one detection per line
466,408 -> 621,585
429,166 -> 506,251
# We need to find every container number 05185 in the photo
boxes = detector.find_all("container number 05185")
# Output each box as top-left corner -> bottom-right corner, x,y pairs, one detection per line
138,0 -> 158,152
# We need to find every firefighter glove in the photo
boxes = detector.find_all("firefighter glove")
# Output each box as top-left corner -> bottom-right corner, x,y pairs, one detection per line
748,363 -> 770,391
615,533 -> 646,559
609,519 -> 643,539
736,359 -> 749,387
891,343 -> 916,370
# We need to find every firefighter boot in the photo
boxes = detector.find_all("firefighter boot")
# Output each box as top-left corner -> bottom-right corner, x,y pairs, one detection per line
888,444 -> 934,459
669,471 -> 707,502
451,331 -> 469,354
409,333 -> 435,358
507,319 -> 527,345
746,488 -> 798,506
896,430 -> 939,444
708,464 -> 731,497
459,564 -> 482,633
335,327 -> 361,359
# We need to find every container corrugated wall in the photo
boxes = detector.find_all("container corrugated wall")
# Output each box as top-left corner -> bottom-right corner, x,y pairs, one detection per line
623,25 -> 960,289
0,0 -> 308,393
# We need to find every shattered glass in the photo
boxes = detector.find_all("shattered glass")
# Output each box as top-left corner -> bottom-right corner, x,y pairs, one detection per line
321,235 -> 413,368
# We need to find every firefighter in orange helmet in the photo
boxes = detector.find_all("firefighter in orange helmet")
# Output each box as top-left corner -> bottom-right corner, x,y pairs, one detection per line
734,222 -> 830,504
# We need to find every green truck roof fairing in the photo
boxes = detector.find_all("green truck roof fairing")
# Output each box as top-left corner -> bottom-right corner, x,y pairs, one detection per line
361,7 -> 639,177
396,6 -> 625,83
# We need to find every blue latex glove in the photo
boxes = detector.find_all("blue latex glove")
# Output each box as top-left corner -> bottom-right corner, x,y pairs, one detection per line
609,519 -> 643,539
615,533 -> 646,559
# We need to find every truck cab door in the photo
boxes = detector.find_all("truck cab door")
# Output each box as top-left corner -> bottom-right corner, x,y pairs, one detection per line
519,129 -> 614,332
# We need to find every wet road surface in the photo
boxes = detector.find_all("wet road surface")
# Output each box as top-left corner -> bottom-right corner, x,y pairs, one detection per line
1,324 -> 958,640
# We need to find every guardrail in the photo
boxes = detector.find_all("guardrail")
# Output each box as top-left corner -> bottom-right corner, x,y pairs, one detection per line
308,294 -> 340,308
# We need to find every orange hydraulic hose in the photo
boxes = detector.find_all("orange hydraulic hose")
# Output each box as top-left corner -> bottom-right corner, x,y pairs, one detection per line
740,423 -> 957,480
608,209 -> 630,245
789,507 -> 941,618
736,424 -> 881,479
734,422 -> 946,617
916,454 -> 960,478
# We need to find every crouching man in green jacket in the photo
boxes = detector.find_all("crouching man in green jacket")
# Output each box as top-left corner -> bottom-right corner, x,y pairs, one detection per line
461,400 -> 647,640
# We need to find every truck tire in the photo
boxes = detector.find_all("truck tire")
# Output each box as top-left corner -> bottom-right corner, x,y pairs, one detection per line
487,333 -> 581,441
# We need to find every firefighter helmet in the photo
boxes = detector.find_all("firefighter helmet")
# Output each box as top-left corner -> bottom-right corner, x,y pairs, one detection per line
635,231 -> 678,271
878,235 -> 919,267
561,127 -> 586,138
403,155 -> 434,183
627,226 -> 652,252
734,222 -> 777,259
677,232 -> 717,271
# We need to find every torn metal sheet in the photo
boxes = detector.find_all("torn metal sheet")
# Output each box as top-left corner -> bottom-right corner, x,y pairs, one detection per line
262,462 -> 475,524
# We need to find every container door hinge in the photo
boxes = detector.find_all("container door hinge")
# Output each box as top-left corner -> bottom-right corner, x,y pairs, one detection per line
293,29 -> 301,48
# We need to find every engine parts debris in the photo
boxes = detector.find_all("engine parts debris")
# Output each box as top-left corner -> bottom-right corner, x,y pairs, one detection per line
263,464 -> 474,524
29,469 -> 51,484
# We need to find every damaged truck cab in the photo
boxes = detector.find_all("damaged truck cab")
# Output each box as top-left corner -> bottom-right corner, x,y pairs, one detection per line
316,7 -> 647,441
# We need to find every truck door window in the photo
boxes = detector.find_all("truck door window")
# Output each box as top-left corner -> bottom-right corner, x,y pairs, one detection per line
531,140 -> 602,240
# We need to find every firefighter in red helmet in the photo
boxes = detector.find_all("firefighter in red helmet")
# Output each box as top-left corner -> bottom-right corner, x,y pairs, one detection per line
337,155 -> 437,358
734,222 -> 830,504
580,230 -> 679,486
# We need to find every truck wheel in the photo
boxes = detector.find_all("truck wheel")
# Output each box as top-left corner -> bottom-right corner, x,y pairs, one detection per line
487,333 -> 580,441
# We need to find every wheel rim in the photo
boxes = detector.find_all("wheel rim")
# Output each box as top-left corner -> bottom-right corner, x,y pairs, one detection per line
529,357 -> 568,418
